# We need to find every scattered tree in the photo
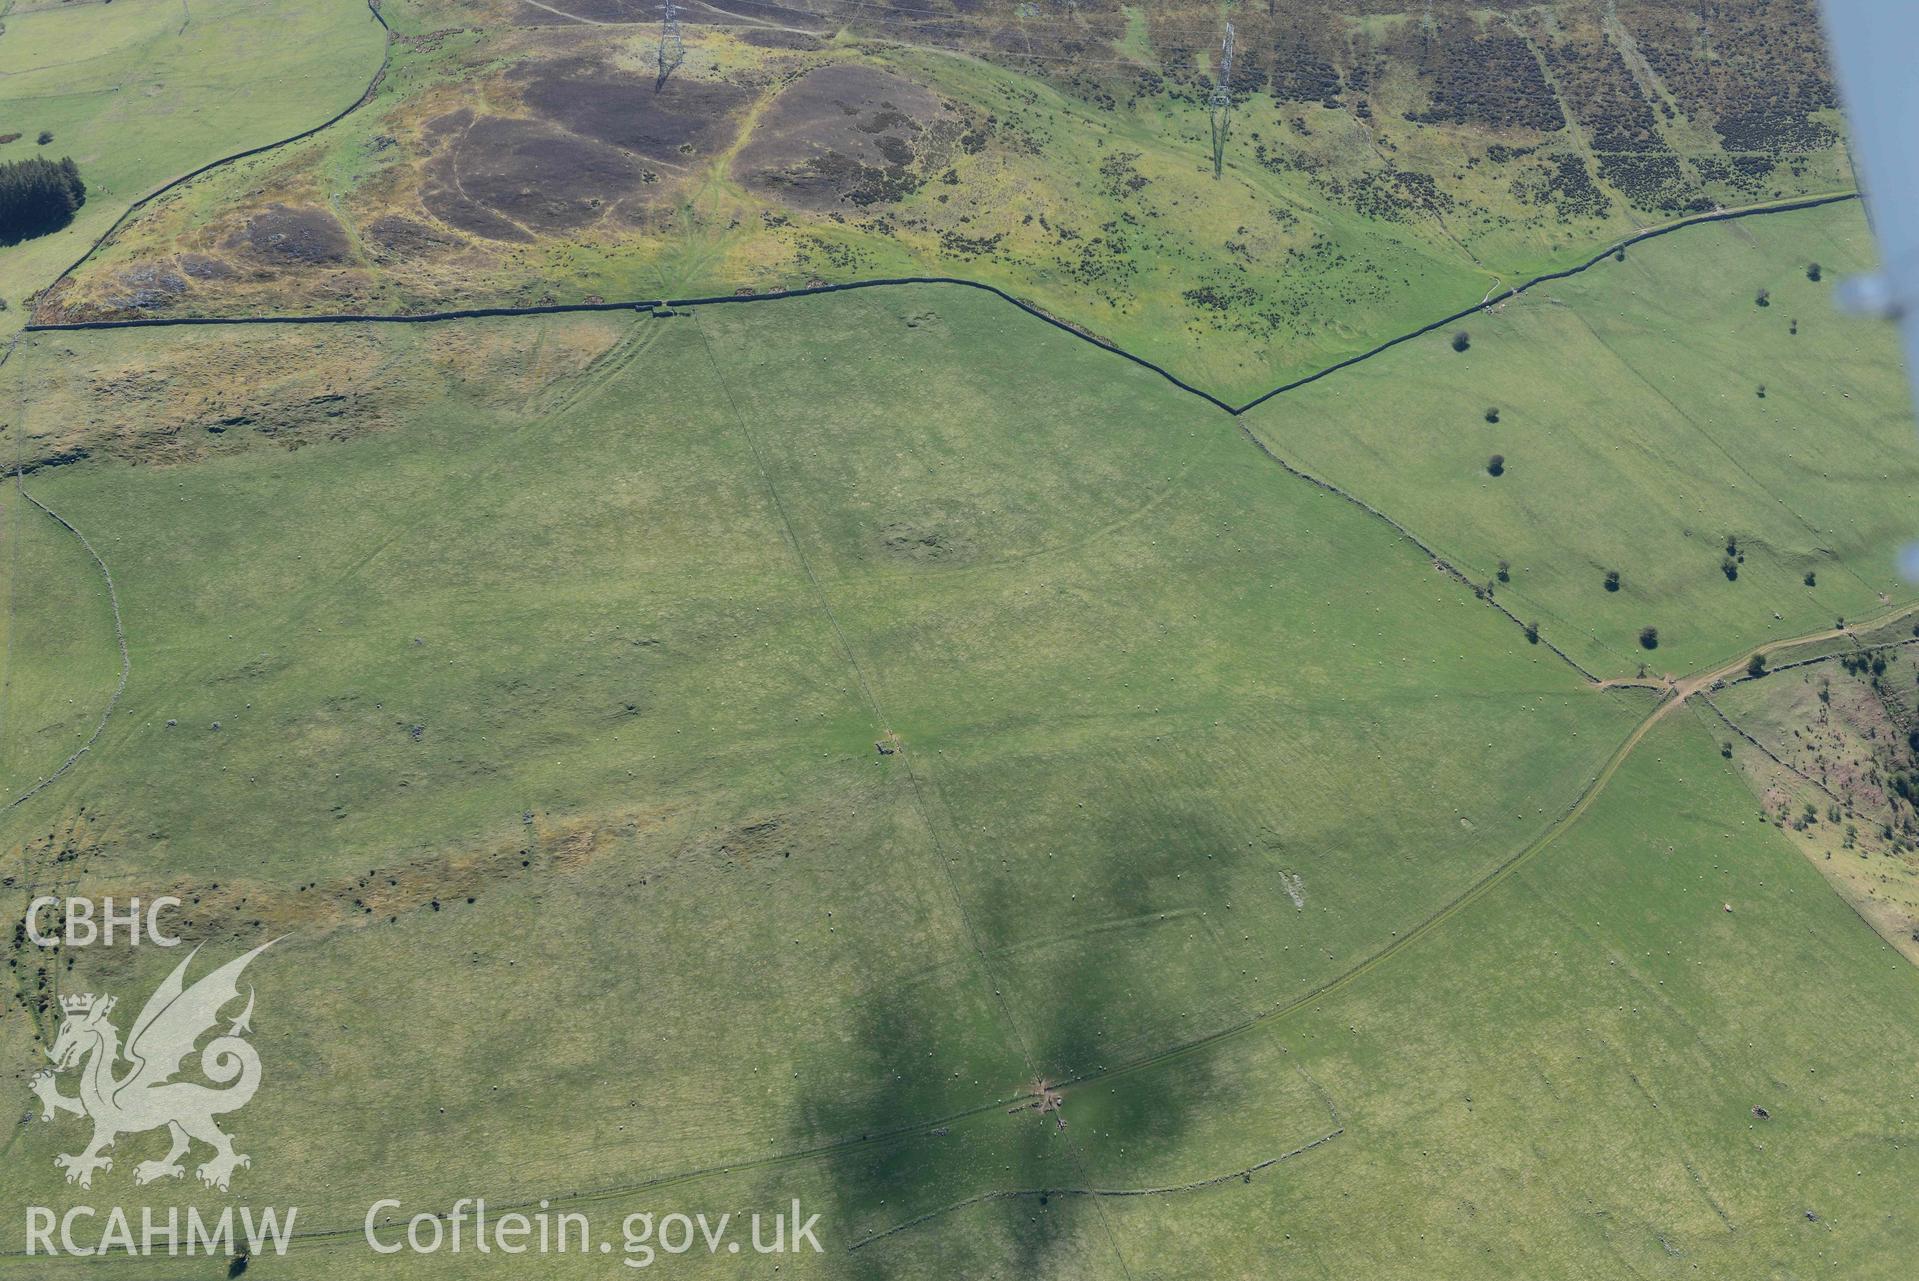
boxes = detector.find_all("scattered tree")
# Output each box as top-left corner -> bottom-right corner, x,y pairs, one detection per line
1747,651 -> 1767,678
1604,569 -> 1621,593
1755,384 -> 1766,398
1524,620 -> 1539,644
1486,453 -> 1505,477
1451,330 -> 1471,353
1721,741 -> 1734,759
0,155 -> 86,245
1639,626 -> 1659,650
1613,247 -> 1626,263
1755,287 -> 1770,307
1789,318 -> 1798,335
1496,559 -> 1511,583
1721,556 -> 1739,581
1484,406 -> 1500,423
1804,570 -> 1816,587
35,130 -> 52,146
1807,262 -> 1822,282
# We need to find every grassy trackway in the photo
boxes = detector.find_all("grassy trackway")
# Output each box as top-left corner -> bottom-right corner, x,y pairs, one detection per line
1047,597 -> 1919,1099
6,184 -> 1910,1248
147,599 -> 1919,1257
9,263 -> 1913,1222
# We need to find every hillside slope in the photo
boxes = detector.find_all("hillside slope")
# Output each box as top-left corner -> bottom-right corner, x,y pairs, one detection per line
36,0 -> 1854,398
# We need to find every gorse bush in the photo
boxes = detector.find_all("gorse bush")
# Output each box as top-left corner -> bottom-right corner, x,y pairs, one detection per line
0,155 -> 85,244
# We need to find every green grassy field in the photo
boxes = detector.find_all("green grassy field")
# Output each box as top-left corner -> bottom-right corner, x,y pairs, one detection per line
0,479 -> 122,805
0,0 -> 387,332
1,6 -> 1916,1277
2,206 -> 1916,1272
1245,201 -> 1919,678
821,714 -> 1919,1281
1,284 -> 1650,1267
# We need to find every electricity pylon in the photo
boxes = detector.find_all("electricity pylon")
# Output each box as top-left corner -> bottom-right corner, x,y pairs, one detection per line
656,0 -> 684,92
1209,22 -> 1235,179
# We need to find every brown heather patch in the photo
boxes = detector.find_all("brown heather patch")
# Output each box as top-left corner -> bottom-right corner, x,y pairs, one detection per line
150,804 -> 681,949
413,314 -> 629,408
19,329 -> 399,470
17,319 -> 626,472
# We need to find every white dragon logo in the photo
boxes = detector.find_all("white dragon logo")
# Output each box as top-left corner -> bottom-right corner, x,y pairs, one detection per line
29,941 -> 275,1192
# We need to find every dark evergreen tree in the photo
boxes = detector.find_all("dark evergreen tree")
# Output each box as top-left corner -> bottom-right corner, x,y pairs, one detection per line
0,155 -> 86,244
